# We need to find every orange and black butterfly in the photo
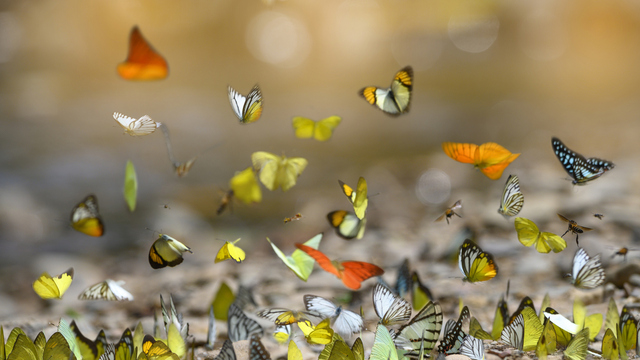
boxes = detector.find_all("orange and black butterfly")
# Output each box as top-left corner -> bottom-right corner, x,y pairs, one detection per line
435,200 -> 462,224
117,26 -> 168,81
557,214 -> 592,246
294,244 -> 384,290
359,66 -> 413,116
442,142 -> 520,180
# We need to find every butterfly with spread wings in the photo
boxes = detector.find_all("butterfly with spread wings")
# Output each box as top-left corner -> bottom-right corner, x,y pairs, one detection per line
458,239 -> 498,283
442,142 -> 520,180
303,295 -> 363,339
112,112 -> 162,136
551,137 -> 614,185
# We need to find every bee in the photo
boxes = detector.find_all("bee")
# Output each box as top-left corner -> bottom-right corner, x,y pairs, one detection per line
594,213 -> 604,220
435,200 -> 462,225
557,213 -> 593,245
283,213 -> 303,224
609,247 -> 640,262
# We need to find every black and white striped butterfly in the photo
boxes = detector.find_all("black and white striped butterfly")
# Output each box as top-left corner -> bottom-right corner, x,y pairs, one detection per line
460,335 -> 485,360
303,295 -> 363,338
497,175 -> 524,218
500,313 -> 524,350
228,84 -> 263,124
249,334 -> 270,360
437,306 -> 470,355
227,303 -> 263,342
214,340 -> 236,360
373,283 -> 412,326
551,137 -> 614,185
571,247 -> 605,289
78,279 -> 134,301
393,301 -> 443,356
112,112 -> 161,136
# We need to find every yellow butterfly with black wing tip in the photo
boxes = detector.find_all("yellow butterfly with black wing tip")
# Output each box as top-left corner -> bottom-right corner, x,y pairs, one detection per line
149,234 -> 192,269
71,194 -> 104,237
359,66 -> 413,116
563,328 -> 590,360
458,239 -> 498,283
68,320 -> 108,360
619,306 -> 637,351
256,308 -> 312,326
339,177 -> 367,220
251,151 -> 308,192
515,217 -> 566,253
32,267 -> 73,300
228,84 -> 263,124
292,116 -> 342,141
215,239 -> 246,263
327,210 -> 366,240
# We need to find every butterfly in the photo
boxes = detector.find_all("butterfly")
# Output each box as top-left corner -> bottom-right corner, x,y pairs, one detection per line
148,234 -> 192,269
359,66 -> 413,116
557,214 -> 593,246
339,177 -> 368,220
7,332 -> 75,360
212,282 -> 235,321
372,283 -> 412,326
619,306 -> 637,351
500,313 -> 524,350
117,26 -> 168,81
67,320 -> 108,360
571,247 -> 605,289
78,279 -> 134,301
216,239 -> 246,263
573,298 -> 602,341
101,329 -> 135,360
507,297 -> 536,325
272,325 -> 291,345
287,340 -> 302,360
370,325 -> 399,360
230,167 -> 263,205
297,319 -> 334,345
394,259 -> 411,298
251,152 -> 308,191
542,308 -> 576,347
435,200 -> 462,224
563,328 -> 590,360
498,175 -> 524,218
437,306 -> 470,355
319,335 -> 363,360
292,116 -> 342,141
249,334 -> 270,360
256,308 -> 312,326
227,303 -> 264,342
535,318 -> 557,360
601,328 -> 621,360
283,213 -> 303,223
507,305 -> 543,351
552,137 -> 615,185
267,233 -> 322,281
458,239 -> 498,283
228,84 -> 263,124
514,217 -> 567,253
442,142 -> 520,180
70,194 -> 104,237
303,295 -> 363,338
141,335 -> 179,360
411,271 -> 434,311
393,301 -> 443,356
295,243 -> 384,290
32,267 -> 74,300
122,160 -> 137,212
460,335 -> 485,360
112,112 -> 161,137
326,210 -> 366,240
214,340 -> 236,360
159,294 -> 189,357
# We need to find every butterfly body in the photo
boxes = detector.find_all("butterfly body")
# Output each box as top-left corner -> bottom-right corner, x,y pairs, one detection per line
551,137 -> 614,185
435,200 -> 462,224
442,142 -> 520,180
498,175 -> 524,218
359,66 -> 413,116
228,84 -> 263,124
117,26 -> 168,81
557,214 -> 592,245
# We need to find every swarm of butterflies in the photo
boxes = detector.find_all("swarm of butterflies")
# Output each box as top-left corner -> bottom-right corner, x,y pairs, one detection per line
18,23 -> 632,360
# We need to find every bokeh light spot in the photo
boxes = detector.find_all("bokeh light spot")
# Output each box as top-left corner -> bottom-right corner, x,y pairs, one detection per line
245,11 -> 311,68
416,169 -> 451,205
448,13 -> 500,53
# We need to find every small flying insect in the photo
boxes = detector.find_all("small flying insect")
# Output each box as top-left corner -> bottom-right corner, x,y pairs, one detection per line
217,190 -> 234,215
284,213 -> 303,224
594,213 -> 604,220
557,213 -> 593,245
435,200 -> 462,224
609,247 -> 640,262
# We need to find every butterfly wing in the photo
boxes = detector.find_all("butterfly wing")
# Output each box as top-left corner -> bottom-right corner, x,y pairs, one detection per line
249,334 -> 270,360
340,261 -> 384,290
228,85 -> 263,124
394,301 -> 443,354
390,66 -> 413,114
277,156 -> 308,192
314,116 -> 342,141
105,280 -> 134,301
113,112 -> 160,136
327,210 -> 366,240
268,234 -> 322,281
460,335 -> 485,360
332,308 -> 364,338
230,167 -> 262,204
370,325 -> 399,360
149,234 -> 191,269
70,194 -> 104,237
458,239 -> 498,283
563,328 -> 589,360
227,304 -> 263,342
372,283 -> 412,326
437,306 -> 470,355
552,137 -> 609,185
498,175 -> 524,218
216,240 -> 246,263
294,244 -> 340,278
292,117 -> 316,139
32,268 -> 74,300
501,314 -> 524,350
117,26 -> 168,81
572,248 -> 605,289
442,142 -> 477,164
251,151 -> 281,191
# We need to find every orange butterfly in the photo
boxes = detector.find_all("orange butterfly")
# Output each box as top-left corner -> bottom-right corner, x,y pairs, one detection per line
117,26 -> 169,81
442,142 -> 520,180
294,244 -> 384,290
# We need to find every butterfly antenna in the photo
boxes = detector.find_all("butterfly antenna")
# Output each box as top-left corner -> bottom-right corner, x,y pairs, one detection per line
160,124 -> 178,165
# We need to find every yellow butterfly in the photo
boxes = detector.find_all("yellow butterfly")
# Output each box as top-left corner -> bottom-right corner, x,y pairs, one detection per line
501,307 -> 543,351
327,210 -> 366,240
563,328 -> 590,360
602,328 -> 621,360
68,320 -> 108,360
215,239 -> 246,263
458,239 -> 498,283
287,340 -> 302,360
123,160 -> 137,212
619,306 -> 637,351
298,319 -> 334,345
251,151 -> 308,191
543,307 -> 574,347
535,320 -> 557,360
573,298 -> 602,341
149,234 -> 192,269
257,308 -> 311,326
141,335 -> 179,360
292,116 -> 342,141
32,268 -> 74,300
515,217 -> 567,253
212,282 -> 235,320
359,66 -> 413,116
70,194 -> 104,237
339,177 -> 367,220
228,84 -> 263,124
273,325 -> 291,345
469,317 -> 493,341
230,167 -> 262,204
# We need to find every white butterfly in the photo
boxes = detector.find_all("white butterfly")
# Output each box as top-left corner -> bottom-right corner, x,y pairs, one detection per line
571,247 -> 605,289
373,283 -> 411,326
214,339 -> 236,360
497,175 -> 524,218
112,112 -> 161,136
303,295 -> 363,338
500,313 -> 524,350
460,335 -> 485,360
78,279 -> 134,301
227,303 -> 263,342
228,84 -> 263,124
393,301 -> 443,355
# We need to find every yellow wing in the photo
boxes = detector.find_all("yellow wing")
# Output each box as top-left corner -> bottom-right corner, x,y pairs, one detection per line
33,268 -> 74,299
521,307 -> 544,351
288,340 -> 303,360
314,116 -> 342,141
292,117 -> 316,139
515,217 -> 566,253
252,151 -> 308,191
298,319 -> 334,345
230,167 -> 262,204
215,239 -> 246,263
149,234 -> 192,269
70,195 -> 104,237
339,177 -> 368,220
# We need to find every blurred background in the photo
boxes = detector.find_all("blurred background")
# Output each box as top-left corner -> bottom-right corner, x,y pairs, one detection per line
1,0 -> 639,340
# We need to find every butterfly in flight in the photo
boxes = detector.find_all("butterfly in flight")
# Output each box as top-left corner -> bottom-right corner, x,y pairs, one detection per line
78,279 -> 134,301
372,283 -> 412,326
339,177 -> 368,220
498,175 -> 524,218
295,244 -> 384,290
292,116 -> 342,141
359,66 -> 413,116
570,248 -> 605,290
70,194 -> 104,237
112,112 -> 161,136
327,210 -> 366,240
514,217 -> 566,253
557,214 -> 592,246
551,137 -> 614,185
148,234 -> 192,269
458,239 -> 498,283
228,84 -> 263,124
442,142 -> 520,180
251,152 -> 308,192
435,200 -> 462,224
117,26 -> 168,81
215,239 -> 246,263
32,268 -> 74,300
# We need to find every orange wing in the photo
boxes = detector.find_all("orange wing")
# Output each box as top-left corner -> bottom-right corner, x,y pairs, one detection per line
340,261 -> 384,290
442,142 -> 477,164
475,142 -> 516,168
295,244 -> 340,277
117,26 -> 169,81
480,153 -> 519,180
